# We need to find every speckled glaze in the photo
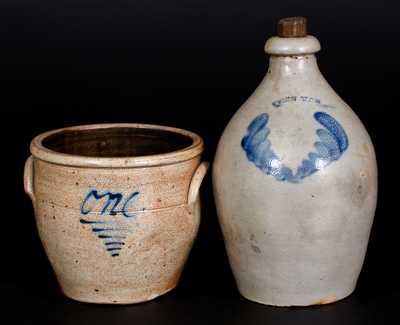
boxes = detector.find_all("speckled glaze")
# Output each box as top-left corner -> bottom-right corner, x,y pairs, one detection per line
213,35 -> 377,306
24,123 -> 208,304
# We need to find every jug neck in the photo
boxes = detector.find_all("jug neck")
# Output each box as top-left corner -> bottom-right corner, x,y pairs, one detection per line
268,54 -> 320,78
264,35 -> 322,80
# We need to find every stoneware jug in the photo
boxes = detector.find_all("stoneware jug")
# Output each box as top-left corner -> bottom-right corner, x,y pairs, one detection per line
24,123 -> 208,304
213,17 -> 377,306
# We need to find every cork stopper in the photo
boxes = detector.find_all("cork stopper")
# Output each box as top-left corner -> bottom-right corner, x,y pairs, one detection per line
277,17 -> 307,37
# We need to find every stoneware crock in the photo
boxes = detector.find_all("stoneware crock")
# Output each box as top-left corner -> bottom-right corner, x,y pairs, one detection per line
213,17 -> 378,306
24,123 -> 208,304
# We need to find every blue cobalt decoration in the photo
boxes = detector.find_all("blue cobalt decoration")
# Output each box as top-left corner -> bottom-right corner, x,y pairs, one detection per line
80,190 -> 140,256
241,111 -> 348,183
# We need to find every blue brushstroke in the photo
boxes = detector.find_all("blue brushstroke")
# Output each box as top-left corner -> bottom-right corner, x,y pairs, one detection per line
105,242 -> 125,246
91,228 -> 131,232
80,190 -> 139,218
314,111 -> 348,152
121,192 -> 140,218
80,190 -> 140,257
241,111 -> 348,183
79,219 -> 126,225
107,247 -> 122,251
97,235 -> 126,239
80,219 -> 106,224
81,191 -> 122,216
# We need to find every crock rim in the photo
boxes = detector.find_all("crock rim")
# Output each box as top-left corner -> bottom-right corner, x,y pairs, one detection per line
30,123 -> 204,168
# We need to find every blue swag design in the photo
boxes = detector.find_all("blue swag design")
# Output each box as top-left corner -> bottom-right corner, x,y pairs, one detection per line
241,111 -> 348,183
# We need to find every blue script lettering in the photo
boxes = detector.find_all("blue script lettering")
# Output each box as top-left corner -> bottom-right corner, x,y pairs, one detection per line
80,190 -> 140,218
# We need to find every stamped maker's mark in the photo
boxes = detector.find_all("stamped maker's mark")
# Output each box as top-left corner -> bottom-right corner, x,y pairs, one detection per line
272,96 -> 335,109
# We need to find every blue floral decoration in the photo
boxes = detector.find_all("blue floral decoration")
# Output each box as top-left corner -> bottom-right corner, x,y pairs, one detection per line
241,111 -> 348,183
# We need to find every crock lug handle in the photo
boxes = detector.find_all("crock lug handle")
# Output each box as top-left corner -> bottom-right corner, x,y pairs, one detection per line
24,155 -> 36,205
187,161 -> 209,206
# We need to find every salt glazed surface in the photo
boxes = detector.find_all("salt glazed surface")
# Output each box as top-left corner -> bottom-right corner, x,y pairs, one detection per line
24,123 -> 208,304
242,111 -> 348,183
80,189 -> 140,257
213,29 -> 378,306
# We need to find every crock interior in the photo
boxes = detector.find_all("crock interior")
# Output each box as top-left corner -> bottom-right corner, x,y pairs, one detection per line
42,127 -> 194,157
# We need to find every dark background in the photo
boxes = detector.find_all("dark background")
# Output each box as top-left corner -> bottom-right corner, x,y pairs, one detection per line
0,0 -> 396,324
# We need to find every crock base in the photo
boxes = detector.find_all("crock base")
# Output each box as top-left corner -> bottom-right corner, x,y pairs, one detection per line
60,285 -> 177,305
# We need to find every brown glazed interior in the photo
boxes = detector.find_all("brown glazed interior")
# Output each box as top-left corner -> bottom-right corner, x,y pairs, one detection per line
42,127 -> 194,157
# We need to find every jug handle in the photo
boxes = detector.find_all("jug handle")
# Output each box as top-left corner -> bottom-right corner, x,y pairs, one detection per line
24,155 -> 36,205
187,161 -> 209,207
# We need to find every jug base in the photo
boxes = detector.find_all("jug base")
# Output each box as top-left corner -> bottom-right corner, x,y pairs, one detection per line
238,287 -> 355,307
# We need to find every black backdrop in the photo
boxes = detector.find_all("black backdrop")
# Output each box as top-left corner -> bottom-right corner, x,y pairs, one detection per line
0,1 -> 397,324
